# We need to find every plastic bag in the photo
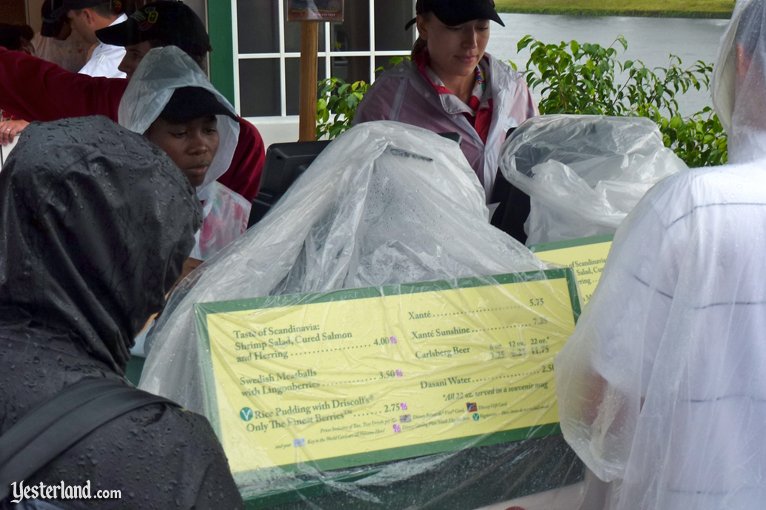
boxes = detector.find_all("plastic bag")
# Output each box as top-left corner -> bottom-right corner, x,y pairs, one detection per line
141,121 -> 585,508
499,114 -> 688,246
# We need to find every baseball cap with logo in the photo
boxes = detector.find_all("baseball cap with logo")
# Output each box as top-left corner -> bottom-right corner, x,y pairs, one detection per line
96,1 -> 211,59
404,0 -> 504,30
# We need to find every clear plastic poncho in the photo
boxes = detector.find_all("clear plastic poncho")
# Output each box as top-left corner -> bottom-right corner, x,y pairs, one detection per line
119,46 -> 250,261
498,114 -> 688,246
712,0 -> 766,163
556,2 -> 766,508
140,121 -> 587,507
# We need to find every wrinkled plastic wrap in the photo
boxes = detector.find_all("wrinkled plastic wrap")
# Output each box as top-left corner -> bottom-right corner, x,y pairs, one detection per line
555,160 -> 766,510
499,115 -> 688,246
712,0 -> 766,163
141,121 -> 587,508
192,182 -> 252,261
556,3 -> 766,508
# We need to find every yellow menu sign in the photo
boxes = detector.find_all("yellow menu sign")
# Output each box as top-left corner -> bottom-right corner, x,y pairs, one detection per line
531,235 -> 613,306
195,269 -> 579,476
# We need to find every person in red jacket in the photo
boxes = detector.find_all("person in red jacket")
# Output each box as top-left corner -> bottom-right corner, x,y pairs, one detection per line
0,0 -> 264,202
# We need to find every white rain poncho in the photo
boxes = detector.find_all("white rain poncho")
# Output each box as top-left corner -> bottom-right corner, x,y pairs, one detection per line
498,114 -> 687,246
556,2 -> 766,508
140,121 -> 586,507
712,0 -> 766,163
119,46 -> 250,260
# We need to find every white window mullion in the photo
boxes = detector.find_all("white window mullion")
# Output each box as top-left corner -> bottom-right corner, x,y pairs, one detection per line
324,21 -> 332,82
278,1 -> 287,117
230,0 -> 241,112
369,0 -> 375,82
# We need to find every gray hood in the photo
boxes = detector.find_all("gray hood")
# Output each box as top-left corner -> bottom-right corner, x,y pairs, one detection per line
0,115 -> 201,372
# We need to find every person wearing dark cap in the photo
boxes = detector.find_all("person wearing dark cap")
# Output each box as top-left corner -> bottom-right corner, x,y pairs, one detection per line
55,0 -> 128,78
32,0 -> 90,72
0,0 -> 264,203
353,0 -> 538,203
118,45 -> 252,358
120,45 -> 252,265
96,0 -> 211,78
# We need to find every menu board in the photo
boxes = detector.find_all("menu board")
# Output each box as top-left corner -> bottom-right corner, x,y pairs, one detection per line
195,269 -> 579,476
531,235 -> 613,306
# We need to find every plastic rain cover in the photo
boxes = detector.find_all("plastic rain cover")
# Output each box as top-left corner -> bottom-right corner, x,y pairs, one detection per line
499,114 -> 688,246
712,0 -> 766,164
555,158 -> 766,510
140,121 -> 587,508
119,46 -> 249,261
556,1 -> 766,508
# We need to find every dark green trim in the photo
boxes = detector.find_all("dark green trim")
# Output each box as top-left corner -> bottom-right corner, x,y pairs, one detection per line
196,269 -> 571,313
529,234 -> 614,253
207,2 -> 236,105
564,266 -> 582,322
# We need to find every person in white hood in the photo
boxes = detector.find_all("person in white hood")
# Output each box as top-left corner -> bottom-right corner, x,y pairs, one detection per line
554,1 -> 766,509
119,46 -> 251,268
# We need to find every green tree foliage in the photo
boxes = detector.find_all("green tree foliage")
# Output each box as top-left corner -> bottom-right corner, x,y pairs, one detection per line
315,38 -> 727,166
315,77 -> 370,140
518,35 -> 727,166
316,59 -> 404,139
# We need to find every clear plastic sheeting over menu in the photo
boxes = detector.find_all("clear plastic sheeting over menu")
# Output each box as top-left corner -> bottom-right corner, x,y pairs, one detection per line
499,114 -> 688,246
140,121 -> 586,508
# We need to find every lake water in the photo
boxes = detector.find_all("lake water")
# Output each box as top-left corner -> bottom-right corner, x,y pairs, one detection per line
488,13 -> 731,115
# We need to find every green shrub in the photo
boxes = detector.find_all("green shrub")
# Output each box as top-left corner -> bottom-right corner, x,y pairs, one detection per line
315,59 -> 404,139
315,77 -> 371,140
517,35 -> 727,165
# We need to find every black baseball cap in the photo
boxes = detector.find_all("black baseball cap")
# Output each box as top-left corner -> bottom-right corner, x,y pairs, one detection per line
96,1 -> 211,58
159,87 -> 237,123
41,0 -> 66,37
405,0 -> 504,30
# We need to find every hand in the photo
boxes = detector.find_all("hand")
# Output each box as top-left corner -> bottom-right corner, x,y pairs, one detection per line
0,119 -> 29,146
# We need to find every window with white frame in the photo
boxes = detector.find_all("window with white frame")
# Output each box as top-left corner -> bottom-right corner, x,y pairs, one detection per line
230,0 -> 414,118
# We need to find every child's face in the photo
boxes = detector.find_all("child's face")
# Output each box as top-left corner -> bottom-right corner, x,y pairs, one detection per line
146,115 -> 220,188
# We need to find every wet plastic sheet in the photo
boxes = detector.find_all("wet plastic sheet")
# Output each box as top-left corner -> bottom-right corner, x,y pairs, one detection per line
141,121 -> 586,508
499,115 -> 688,246
556,159 -> 766,510
556,2 -> 766,508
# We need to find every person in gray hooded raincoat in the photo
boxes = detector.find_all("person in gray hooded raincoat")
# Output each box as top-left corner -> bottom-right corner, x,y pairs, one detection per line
0,116 -> 243,509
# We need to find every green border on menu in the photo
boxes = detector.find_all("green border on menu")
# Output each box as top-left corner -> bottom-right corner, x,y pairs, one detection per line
195,268 -> 580,505
529,234 -> 614,254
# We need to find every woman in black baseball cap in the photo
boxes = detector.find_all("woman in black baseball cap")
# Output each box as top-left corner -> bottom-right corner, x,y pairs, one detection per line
354,0 -> 538,206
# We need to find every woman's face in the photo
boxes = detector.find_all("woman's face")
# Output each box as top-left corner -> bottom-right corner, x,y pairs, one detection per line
145,115 -> 220,188
417,14 -> 490,84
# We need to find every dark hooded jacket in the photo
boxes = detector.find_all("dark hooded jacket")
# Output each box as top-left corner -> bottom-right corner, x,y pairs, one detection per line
0,116 -> 244,509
